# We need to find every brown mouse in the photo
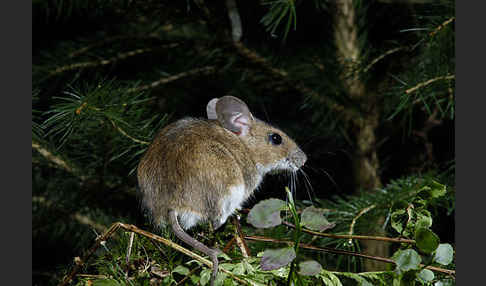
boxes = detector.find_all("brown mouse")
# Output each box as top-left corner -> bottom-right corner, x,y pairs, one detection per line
137,96 -> 307,285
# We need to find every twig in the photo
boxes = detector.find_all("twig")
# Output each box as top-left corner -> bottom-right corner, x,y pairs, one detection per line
429,17 -> 455,37
348,205 -> 376,244
32,196 -> 107,234
72,213 -> 108,234
282,221 -> 415,244
32,140 -> 84,179
59,222 -> 250,286
364,47 -> 407,72
175,265 -> 202,286
222,237 -> 236,253
225,0 -> 243,42
49,47 -> 156,77
59,222 -> 122,286
405,74 -> 455,95
125,232 -> 135,279
233,216 -> 250,258
109,119 -> 150,145
69,35 -> 177,58
126,66 -> 217,93
75,274 -> 109,279
245,235 -> 455,277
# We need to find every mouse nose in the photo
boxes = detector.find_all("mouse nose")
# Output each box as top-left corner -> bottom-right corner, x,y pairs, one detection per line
291,149 -> 307,169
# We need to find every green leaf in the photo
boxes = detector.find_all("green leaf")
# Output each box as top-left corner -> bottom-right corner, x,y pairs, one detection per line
172,265 -> 190,276
200,268 -> 211,286
429,180 -> 447,198
298,260 -> 323,276
418,269 -> 434,282
247,198 -> 286,228
434,279 -> 454,286
391,209 -> 407,234
232,262 -> 245,275
320,270 -> 343,286
392,249 -> 422,272
415,210 -> 433,231
260,247 -> 296,271
214,272 -> 227,286
434,243 -> 454,265
300,206 -> 336,232
415,228 -> 440,254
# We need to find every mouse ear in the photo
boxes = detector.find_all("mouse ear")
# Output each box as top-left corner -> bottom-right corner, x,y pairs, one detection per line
206,98 -> 219,120
209,96 -> 254,136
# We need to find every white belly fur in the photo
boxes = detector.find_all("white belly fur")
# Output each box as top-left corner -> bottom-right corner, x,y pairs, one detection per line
219,184 -> 246,226
178,211 -> 202,230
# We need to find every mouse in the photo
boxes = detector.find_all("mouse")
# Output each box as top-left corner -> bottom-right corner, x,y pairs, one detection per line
137,95 -> 307,285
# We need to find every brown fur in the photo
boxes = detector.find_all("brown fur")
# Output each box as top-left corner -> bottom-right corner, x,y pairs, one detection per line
137,117 -> 305,229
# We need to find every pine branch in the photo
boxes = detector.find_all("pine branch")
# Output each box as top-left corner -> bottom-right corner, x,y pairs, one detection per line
68,36 -> 177,58
406,74 -> 455,95
109,119 -> 150,145
46,46 -> 161,78
33,196 -> 107,233
364,47 -> 408,73
429,17 -> 455,37
32,139 -> 86,180
126,66 -> 217,93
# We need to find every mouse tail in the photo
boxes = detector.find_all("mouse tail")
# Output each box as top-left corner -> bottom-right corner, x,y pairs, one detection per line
168,210 -> 220,286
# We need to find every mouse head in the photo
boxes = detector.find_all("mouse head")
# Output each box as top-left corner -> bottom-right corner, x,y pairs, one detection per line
207,96 -> 307,174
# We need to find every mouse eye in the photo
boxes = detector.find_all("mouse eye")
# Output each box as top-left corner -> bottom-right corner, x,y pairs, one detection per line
269,133 -> 282,145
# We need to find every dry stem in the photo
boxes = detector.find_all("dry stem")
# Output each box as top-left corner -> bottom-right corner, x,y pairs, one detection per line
32,140 -> 76,175
109,119 -> 150,145
126,66 -> 216,93
429,17 -> 455,37
282,221 -> 415,244
405,74 -> 455,95
348,205 -> 376,244
245,235 -> 455,277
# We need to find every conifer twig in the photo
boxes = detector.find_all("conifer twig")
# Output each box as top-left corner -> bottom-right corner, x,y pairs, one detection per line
48,47 -> 156,77
282,221 -> 415,244
68,35 -> 177,58
32,140 -> 75,173
405,74 -> 455,95
109,119 -> 150,145
126,66 -> 216,93
32,140 -> 87,181
33,196 -> 108,233
429,17 -> 455,37
364,47 -> 407,72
